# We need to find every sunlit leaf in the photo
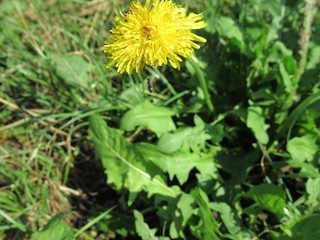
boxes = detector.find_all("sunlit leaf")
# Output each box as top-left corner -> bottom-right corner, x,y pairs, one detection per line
210,202 -> 254,240
158,115 -> 211,153
137,143 -> 219,185
54,54 -> 90,88
134,210 -> 169,240
306,178 -> 320,205
120,101 -> 176,137
245,183 -> 286,217
247,106 -> 269,144
190,188 -> 221,240
30,213 -> 74,240
216,16 -> 244,51
287,135 -> 318,162
89,114 -> 177,199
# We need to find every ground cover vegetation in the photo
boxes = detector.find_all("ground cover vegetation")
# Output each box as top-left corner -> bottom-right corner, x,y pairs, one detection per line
1,0 -> 320,239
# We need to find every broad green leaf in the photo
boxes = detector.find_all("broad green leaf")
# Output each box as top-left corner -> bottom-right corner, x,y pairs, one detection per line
210,202 -> 254,240
292,215 -> 320,239
89,114 -> 177,198
54,54 -> 90,88
190,188 -> 221,240
137,142 -> 219,185
120,101 -> 176,137
210,202 -> 240,235
283,55 -> 298,76
267,41 -> 292,63
307,45 -> 320,70
217,150 -> 259,185
278,55 -> 298,93
287,135 -> 318,162
279,62 -> 294,93
288,214 -> 320,240
96,214 -> 134,237
30,213 -> 74,240
158,115 -> 211,153
119,87 -> 145,105
306,178 -> 320,205
134,210 -> 169,240
168,193 -> 194,238
203,7 -> 217,34
287,160 -> 320,178
247,106 -> 269,144
259,0 -> 282,17
154,193 -> 194,239
216,16 -> 244,51
245,183 -> 286,217
157,128 -> 192,153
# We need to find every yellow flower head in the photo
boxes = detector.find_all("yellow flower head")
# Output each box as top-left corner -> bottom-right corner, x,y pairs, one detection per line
104,0 -> 207,74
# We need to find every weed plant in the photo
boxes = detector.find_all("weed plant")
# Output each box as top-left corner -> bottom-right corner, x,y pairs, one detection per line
0,0 -> 320,239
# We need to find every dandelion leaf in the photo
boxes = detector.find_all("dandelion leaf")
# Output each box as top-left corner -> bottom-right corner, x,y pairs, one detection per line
245,183 -> 286,218
30,213 -> 74,240
120,101 -> 176,137
89,114 -> 177,198
54,54 -> 90,88
134,210 -> 170,240
137,142 -> 219,185
190,188 -> 221,240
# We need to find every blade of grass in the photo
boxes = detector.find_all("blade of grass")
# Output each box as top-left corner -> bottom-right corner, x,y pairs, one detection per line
74,205 -> 117,237
276,91 -> 320,141
0,209 -> 27,232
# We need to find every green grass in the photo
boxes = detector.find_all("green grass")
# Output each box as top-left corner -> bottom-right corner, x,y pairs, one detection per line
1,0 -> 320,239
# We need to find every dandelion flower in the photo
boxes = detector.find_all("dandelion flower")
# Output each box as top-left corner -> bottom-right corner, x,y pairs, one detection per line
104,0 -> 207,74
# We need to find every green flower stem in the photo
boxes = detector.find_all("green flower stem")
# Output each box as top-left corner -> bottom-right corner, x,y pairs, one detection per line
190,56 -> 214,112
284,0 -> 318,111
296,0 -> 318,82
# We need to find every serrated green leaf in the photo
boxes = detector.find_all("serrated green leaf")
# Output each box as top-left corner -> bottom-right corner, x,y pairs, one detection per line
287,135 -> 318,162
190,188 -> 221,240
30,213 -> 74,240
137,142 -> 219,185
157,130 -> 191,153
54,54 -> 90,88
120,101 -> 176,137
158,115 -> 211,153
176,193 -> 194,228
168,193 -> 194,238
247,106 -> 269,144
154,193 -> 194,239
279,62 -> 294,93
267,41 -> 292,62
134,210 -> 162,240
89,114 -> 177,198
245,183 -> 286,217
210,202 -> 254,240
